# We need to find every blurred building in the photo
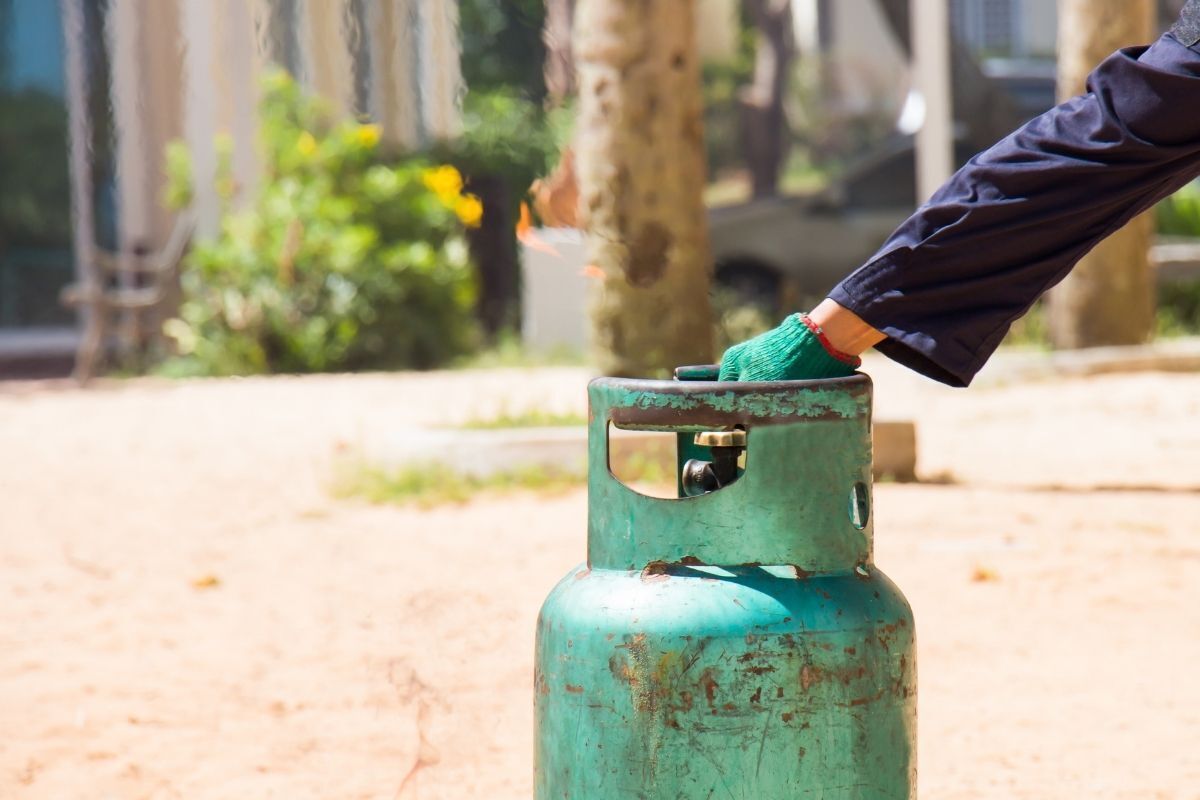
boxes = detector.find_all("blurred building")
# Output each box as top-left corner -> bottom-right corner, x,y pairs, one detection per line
793,0 -> 1058,121
951,0 -> 1057,59
0,0 -> 460,375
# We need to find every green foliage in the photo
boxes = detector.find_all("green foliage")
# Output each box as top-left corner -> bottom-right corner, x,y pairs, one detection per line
1157,279 -> 1200,338
163,140 -> 193,211
333,460 -> 583,508
1001,300 -> 1051,349
454,334 -> 585,369
437,89 -> 565,217
164,71 -> 479,375
712,289 -> 775,353
1157,181 -> 1200,237
701,28 -> 757,181
457,407 -> 588,430
458,0 -> 548,103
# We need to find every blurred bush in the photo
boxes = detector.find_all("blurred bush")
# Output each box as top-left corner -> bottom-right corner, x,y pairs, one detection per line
440,89 -> 565,219
1158,181 -> 1200,238
712,289 -> 775,354
1158,280 -> 1200,338
164,72 -> 480,376
702,35 -> 755,184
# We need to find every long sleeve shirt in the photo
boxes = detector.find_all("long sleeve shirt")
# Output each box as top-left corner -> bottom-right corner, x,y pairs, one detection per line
828,25 -> 1200,387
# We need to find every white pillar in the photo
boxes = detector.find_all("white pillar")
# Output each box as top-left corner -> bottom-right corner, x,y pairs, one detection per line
368,0 -> 420,148
181,0 -> 221,237
911,0 -> 954,203
180,0 -> 262,237
417,0 -> 462,141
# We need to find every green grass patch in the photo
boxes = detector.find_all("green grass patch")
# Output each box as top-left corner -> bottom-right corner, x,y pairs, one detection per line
457,408 -> 588,430
332,460 -> 585,508
453,331 -> 586,369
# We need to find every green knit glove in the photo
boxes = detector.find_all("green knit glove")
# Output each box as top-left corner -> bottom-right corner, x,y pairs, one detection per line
718,313 -> 860,382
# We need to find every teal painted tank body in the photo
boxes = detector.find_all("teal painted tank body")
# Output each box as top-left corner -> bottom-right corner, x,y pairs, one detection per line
534,370 -> 916,798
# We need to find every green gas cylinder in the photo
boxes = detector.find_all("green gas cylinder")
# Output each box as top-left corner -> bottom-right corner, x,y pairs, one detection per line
534,367 -> 916,798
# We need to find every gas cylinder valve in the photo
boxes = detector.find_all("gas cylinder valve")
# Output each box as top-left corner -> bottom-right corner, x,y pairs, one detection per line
681,428 -> 746,497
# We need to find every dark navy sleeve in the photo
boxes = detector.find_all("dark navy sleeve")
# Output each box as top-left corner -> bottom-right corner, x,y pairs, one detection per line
829,31 -> 1200,387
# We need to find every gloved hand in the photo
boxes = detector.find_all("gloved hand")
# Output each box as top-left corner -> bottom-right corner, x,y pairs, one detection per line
718,313 -> 861,382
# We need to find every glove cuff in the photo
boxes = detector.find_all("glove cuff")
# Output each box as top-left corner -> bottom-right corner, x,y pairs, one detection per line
794,313 -> 862,368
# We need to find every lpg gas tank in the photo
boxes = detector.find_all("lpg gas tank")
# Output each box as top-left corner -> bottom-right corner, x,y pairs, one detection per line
534,367 -> 915,798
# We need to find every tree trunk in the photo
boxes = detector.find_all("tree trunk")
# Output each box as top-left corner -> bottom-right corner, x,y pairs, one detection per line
740,0 -> 795,198
1048,0 -> 1156,349
466,175 -> 519,338
574,0 -> 715,376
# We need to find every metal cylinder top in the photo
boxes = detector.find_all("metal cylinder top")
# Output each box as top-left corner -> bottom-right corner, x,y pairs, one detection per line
587,368 -> 875,573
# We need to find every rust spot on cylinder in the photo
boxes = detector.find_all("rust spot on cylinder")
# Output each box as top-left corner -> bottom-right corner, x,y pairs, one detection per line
699,668 -> 719,709
642,561 -> 669,578
609,654 -> 636,686
848,690 -> 885,707
565,683 -> 584,694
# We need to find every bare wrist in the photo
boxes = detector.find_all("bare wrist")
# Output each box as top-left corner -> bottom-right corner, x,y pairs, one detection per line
807,299 -> 886,356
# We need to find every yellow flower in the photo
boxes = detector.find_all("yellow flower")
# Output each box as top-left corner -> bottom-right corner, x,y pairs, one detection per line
454,194 -> 484,228
422,165 -> 463,204
355,124 -> 381,148
296,131 -> 318,157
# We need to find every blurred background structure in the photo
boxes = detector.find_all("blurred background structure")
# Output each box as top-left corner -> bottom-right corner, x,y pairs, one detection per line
1,0 -> 462,377
0,0 -> 1196,380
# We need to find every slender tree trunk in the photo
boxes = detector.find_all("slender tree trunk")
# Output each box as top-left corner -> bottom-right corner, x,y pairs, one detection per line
466,175 -> 519,338
1048,0 -> 1156,349
741,0 -> 794,198
574,0 -> 714,376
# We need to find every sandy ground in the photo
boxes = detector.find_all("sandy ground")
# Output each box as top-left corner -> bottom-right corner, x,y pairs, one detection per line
1,366 -> 1199,799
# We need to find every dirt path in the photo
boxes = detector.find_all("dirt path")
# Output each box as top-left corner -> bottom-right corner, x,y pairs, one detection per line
1,370 -> 1198,798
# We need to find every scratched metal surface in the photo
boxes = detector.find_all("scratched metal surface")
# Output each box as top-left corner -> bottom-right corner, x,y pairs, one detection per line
534,375 -> 916,798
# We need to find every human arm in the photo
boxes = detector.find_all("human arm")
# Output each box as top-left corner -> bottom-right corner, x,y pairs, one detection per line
831,26 -> 1200,386
722,19 -> 1200,386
